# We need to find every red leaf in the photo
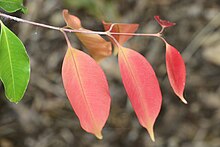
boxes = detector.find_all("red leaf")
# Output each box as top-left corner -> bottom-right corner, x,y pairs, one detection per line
166,43 -> 187,104
62,9 -> 112,62
62,46 -> 111,139
102,21 -> 139,55
154,16 -> 176,28
118,47 -> 162,141
102,21 -> 139,45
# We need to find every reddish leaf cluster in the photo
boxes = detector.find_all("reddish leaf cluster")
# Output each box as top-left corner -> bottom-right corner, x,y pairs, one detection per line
154,16 -> 176,28
61,9 -> 187,141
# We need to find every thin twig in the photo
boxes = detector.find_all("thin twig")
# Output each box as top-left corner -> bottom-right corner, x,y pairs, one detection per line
110,32 -> 160,37
106,33 -> 121,48
107,23 -> 116,32
0,12 -> 160,37
0,12 -> 106,35
60,29 -> 71,48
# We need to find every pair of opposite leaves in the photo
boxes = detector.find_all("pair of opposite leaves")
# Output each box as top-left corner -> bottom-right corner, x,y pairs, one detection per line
62,10 -> 187,141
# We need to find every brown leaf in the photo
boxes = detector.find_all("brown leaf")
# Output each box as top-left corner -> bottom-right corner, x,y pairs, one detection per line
62,9 -> 112,62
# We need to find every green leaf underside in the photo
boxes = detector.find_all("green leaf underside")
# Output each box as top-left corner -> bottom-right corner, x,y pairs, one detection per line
0,0 -> 27,13
0,21 -> 30,103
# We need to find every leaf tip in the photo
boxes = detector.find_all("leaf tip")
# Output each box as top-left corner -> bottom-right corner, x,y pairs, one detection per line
179,95 -> 188,104
102,20 -> 107,25
6,94 -> 21,104
147,126 -> 155,142
150,133 -> 155,142
144,125 -> 155,142
95,131 -> 103,140
62,9 -> 81,29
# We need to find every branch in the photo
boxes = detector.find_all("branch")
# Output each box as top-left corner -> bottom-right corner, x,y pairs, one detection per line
0,12 -> 161,38
0,12 -> 106,35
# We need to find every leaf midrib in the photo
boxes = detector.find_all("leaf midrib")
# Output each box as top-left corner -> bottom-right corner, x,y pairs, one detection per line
69,49 -> 99,132
2,27 -> 16,98
167,51 -> 179,93
120,48 -> 149,125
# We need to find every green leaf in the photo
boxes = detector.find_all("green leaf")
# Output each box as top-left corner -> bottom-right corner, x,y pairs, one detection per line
0,0 -> 27,13
0,21 -> 30,103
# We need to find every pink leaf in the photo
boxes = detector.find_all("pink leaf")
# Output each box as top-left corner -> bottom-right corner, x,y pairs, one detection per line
154,16 -> 176,28
118,47 -> 162,141
62,46 -> 111,139
166,43 -> 187,104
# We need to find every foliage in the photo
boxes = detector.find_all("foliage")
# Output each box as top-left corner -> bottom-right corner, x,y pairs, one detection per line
0,21 -> 30,103
0,1 -> 187,141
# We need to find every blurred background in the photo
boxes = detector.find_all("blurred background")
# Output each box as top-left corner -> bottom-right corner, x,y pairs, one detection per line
0,0 -> 220,147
